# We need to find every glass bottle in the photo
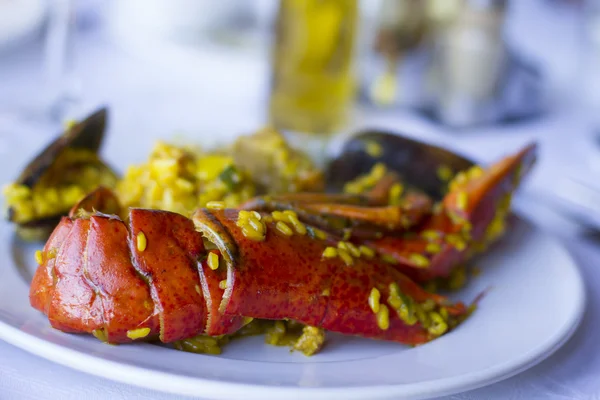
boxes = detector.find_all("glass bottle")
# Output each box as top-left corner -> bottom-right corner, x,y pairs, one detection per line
267,0 -> 358,137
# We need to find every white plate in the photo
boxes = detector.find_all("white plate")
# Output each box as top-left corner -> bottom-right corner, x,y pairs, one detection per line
0,134 -> 585,400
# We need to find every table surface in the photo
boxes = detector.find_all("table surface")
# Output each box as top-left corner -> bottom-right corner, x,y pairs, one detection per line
2,1 -> 600,399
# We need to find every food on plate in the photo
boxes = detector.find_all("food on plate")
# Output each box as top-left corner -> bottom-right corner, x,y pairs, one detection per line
115,141 -> 257,217
4,111 -> 324,240
231,126 -> 324,193
116,128 -> 324,218
10,109 -> 537,356
30,188 -> 470,355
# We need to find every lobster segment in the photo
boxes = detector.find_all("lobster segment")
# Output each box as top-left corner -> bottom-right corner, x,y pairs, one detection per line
128,209 -> 207,343
47,218 -> 104,333
30,217 -> 73,314
193,208 -> 333,327
86,216 -> 159,343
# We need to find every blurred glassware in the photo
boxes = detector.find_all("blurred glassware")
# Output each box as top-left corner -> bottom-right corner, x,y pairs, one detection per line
428,0 -> 546,128
362,0 -> 545,130
359,0 -> 456,110
0,0 -> 79,129
267,0 -> 359,138
44,0 -> 79,120
367,0 -> 428,107
107,0 -> 273,55
427,0 -> 525,127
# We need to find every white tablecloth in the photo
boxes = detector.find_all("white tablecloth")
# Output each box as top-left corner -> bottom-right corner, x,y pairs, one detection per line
1,1 -> 599,399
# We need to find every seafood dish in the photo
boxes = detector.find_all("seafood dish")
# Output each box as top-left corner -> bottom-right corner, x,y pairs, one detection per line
4,108 -> 537,356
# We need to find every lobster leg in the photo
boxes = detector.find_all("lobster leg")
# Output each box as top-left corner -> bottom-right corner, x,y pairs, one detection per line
299,193 -> 431,231
240,191 -> 432,239
241,192 -> 374,209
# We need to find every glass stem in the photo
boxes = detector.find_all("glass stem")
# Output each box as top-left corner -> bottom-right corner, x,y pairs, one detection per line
44,0 -> 73,121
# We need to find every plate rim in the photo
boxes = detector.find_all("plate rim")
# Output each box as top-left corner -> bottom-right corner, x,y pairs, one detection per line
0,216 -> 586,400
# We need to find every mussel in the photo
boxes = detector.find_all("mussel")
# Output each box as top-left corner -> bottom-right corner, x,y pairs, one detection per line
326,130 -> 475,200
4,107 -> 118,241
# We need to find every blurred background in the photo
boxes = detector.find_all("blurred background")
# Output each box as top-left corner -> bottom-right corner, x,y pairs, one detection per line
1,0 -> 599,226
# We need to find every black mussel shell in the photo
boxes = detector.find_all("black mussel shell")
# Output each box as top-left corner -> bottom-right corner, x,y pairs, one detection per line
326,130 -> 475,200
15,107 -> 108,188
6,107 -> 117,237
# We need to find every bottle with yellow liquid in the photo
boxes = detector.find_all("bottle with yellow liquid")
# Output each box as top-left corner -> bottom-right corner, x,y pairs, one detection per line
268,0 -> 358,137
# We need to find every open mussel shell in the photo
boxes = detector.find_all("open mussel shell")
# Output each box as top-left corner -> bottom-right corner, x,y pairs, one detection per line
15,107 -> 108,188
6,107 -> 118,240
326,130 -> 475,200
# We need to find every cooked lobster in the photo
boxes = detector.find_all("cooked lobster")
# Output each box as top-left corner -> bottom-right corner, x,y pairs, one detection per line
29,143 -> 536,349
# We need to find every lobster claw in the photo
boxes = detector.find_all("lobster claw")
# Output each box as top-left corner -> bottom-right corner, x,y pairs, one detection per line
366,143 -> 537,283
